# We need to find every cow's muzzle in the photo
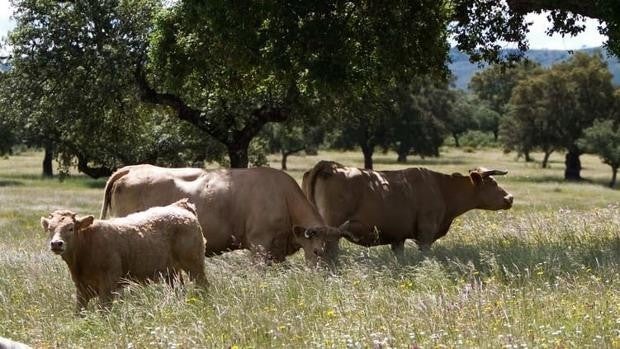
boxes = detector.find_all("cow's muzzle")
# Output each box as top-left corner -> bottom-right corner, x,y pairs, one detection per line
50,240 -> 64,254
504,194 -> 514,208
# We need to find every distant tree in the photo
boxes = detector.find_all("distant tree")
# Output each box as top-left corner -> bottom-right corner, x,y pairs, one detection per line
333,87 -> 392,170
388,81 -> 447,163
503,72 -> 564,168
553,52 -> 614,180
262,122 -> 324,170
579,120 -> 620,188
444,90 -> 479,147
469,61 -> 542,141
504,52 -> 614,178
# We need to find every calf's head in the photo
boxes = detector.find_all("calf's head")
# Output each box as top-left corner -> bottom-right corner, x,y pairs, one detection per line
40,210 -> 94,256
469,168 -> 513,210
293,221 -> 355,266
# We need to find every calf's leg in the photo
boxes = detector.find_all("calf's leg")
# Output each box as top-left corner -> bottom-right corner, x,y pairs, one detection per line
391,240 -> 406,260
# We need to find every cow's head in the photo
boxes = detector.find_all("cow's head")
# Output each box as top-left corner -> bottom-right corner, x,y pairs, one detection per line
469,168 -> 513,210
40,210 -> 94,256
293,221 -> 355,266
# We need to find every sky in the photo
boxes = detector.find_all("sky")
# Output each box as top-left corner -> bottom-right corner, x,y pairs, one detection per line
0,2 -> 609,52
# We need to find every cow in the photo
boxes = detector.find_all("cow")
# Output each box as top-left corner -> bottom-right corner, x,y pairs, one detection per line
41,199 -> 207,313
302,161 -> 514,256
99,165 -> 353,265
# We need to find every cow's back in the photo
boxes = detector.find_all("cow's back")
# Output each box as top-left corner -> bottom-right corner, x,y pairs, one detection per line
308,164 -> 445,243
106,165 -> 313,256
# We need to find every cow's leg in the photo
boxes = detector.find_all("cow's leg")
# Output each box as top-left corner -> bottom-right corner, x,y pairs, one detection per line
179,254 -> 209,289
187,265 -> 209,289
391,240 -> 406,260
75,286 -> 92,316
97,284 -> 115,310
418,243 -> 432,253
164,269 -> 183,288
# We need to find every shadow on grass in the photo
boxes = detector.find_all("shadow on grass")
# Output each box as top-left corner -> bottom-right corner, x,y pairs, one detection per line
507,175 -> 565,183
0,173 -> 107,189
0,180 -> 24,187
339,235 -> 620,282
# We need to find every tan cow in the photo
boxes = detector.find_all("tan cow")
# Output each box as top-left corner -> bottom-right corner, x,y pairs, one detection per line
100,165 -> 352,265
41,199 -> 207,313
302,161 -> 514,255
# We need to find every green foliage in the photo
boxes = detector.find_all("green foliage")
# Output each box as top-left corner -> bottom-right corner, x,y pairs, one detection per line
500,52 -> 615,177
579,119 -> 620,187
388,81 -> 448,161
147,0 -> 452,168
469,60 -> 542,140
4,0 -> 226,176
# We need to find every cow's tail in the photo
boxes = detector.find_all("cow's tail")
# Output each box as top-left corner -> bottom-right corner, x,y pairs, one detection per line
302,160 -> 341,206
99,168 -> 130,219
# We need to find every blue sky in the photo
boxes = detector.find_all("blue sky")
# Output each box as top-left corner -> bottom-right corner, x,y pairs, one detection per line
0,2 -> 609,52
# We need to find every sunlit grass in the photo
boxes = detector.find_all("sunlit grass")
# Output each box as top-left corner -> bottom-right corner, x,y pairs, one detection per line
1,149 -> 619,347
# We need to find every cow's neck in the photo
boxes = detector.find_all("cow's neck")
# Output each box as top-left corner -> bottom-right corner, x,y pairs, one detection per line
438,174 -> 479,219
61,229 -> 88,280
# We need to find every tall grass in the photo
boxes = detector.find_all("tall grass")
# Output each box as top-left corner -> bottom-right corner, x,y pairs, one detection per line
1,149 -> 619,347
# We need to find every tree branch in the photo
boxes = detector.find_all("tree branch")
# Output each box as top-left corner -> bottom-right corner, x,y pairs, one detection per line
505,0 -> 599,19
134,62 -> 229,144
76,154 -> 114,179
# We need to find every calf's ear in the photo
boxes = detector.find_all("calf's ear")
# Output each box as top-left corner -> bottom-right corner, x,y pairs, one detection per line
40,217 -> 49,230
75,215 -> 94,230
470,172 -> 483,186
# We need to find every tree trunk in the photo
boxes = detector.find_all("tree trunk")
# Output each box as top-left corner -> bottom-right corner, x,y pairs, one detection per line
228,144 -> 250,168
453,133 -> 460,148
76,156 -> 113,179
42,145 -> 54,178
564,149 -> 582,181
493,129 -> 498,142
524,151 -> 531,162
361,144 -> 374,170
281,150 -> 288,170
396,143 -> 409,163
281,147 -> 304,170
610,166 -> 618,188
542,150 -> 552,168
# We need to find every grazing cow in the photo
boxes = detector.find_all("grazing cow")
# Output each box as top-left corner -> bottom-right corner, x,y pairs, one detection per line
41,199 -> 207,313
100,165 -> 353,265
302,161 -> 514,255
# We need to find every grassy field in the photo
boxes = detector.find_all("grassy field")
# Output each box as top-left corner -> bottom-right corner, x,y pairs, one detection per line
1,148 -> 619,348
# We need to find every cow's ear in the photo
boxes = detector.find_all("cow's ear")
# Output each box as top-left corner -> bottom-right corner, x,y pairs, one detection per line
40,217 -> 49,230
75,215 -> 94,230
470,172 -> 483,186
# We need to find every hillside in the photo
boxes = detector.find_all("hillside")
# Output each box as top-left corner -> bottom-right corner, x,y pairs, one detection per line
449,47 -> 620,89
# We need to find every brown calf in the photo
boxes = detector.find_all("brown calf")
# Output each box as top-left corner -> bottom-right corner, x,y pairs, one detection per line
41,199 -> 207,313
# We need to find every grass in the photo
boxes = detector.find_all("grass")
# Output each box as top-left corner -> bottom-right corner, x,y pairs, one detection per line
1,148 -> 619,348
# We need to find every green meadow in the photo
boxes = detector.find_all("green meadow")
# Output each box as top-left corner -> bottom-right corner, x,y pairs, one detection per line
1,148 -> 619,348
